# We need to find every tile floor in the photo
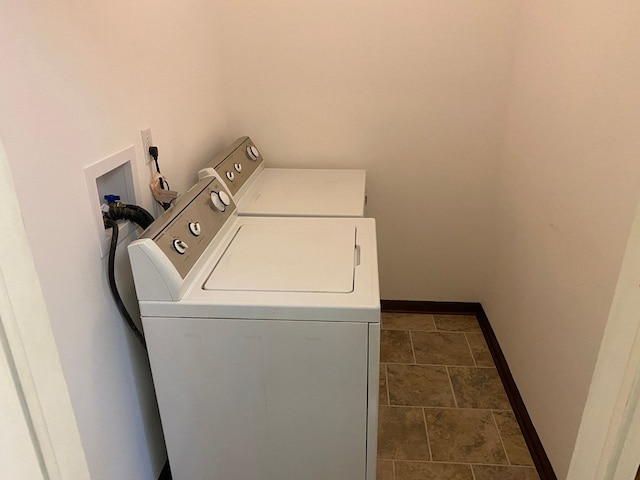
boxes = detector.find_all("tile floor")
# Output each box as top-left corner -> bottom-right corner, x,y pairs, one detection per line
377,312 -> 540,480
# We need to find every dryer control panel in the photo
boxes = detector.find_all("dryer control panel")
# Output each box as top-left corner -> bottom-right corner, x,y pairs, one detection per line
137,177 -> 236,278
204,136 -> 264,196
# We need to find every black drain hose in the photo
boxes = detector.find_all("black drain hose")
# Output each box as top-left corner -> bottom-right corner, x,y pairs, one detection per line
105,203 -> 154,230
103,203 -> 154,349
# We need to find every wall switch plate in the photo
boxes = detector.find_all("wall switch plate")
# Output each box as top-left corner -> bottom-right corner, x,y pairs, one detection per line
141,128 -> 153,165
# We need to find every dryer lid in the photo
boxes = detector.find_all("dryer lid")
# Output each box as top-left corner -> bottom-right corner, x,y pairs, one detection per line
203,223 -> 357,293
239,168 -> 366,217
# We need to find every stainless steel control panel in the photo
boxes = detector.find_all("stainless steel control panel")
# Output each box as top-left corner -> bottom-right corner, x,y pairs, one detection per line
138,177 -> 236,278
205,136 -> 264,196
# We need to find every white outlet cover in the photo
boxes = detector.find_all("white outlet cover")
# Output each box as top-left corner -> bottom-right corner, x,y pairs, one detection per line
141,128 -> 153,165
84,145 -> 139,257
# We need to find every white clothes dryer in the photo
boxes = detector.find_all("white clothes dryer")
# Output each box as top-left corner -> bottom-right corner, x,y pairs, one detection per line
128,176 -> 380,480
199,136 -> 366,217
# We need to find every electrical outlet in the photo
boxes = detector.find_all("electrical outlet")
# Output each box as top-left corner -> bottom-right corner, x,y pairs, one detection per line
141,128 -> 153,165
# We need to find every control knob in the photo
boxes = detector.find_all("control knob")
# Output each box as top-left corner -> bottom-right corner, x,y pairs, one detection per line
188,222 -> 201,236
234,163 -> 242,173
246,145 -> 259,160
210,190 -> 231,212
226,171 -> 235,181
172,239 -> 188,255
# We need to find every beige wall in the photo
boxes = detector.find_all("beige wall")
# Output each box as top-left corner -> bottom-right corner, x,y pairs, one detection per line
214,0 -> 521,300
483,0 -> 640,477
0,3 -> 233,479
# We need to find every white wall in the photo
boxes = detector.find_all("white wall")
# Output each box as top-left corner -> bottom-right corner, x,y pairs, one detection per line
0,3 -> 232,479
213,0 -> 521,300
483,0 -> 640,477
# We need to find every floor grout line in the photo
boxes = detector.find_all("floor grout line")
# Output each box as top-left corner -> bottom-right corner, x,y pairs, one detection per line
382,328 -> 437,332
464,332 -> 478,367
388,458 -> 536,467
422,408 -> 434,462
383,361 -> 493,368
378,404 -> 514,413
391,460 -> 396,480
491,410 -> 512,465
409,330 -> 417,364
384,363 -> 390,406
445,365 -> 459,408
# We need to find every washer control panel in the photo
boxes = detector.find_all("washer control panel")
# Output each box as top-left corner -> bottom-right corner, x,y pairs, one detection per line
205,136 -> 264,196
138,177 -> 236,278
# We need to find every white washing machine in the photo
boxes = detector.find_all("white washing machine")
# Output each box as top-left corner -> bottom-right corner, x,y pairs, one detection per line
128,176 -> 380,480
199,136 -> 366,217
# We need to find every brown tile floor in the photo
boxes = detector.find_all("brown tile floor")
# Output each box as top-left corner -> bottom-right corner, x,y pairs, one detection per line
377,312 -> 540,480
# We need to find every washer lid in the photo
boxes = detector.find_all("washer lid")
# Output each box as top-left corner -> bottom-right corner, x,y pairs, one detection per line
203,223 -> 357,293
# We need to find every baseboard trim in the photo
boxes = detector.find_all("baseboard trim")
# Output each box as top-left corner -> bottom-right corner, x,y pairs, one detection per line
158,459 -> 171,480
381,299 -> 478,315
381,300 -> 557,480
